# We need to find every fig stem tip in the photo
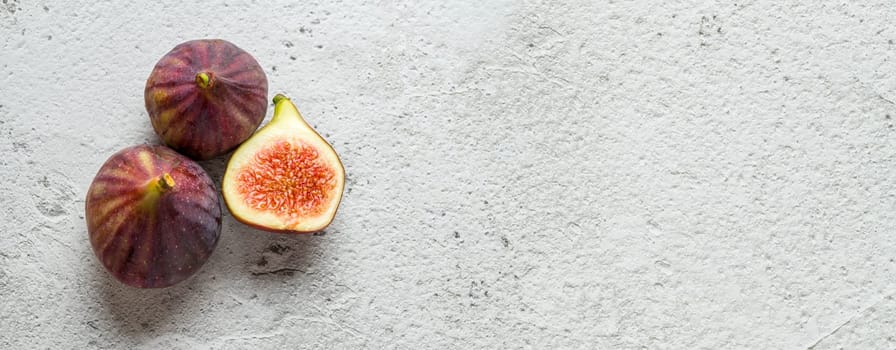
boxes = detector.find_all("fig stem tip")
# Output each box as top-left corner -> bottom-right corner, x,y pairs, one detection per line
158,173 -> 175,192
273,94 -> 290,104
195,72 -> 212,89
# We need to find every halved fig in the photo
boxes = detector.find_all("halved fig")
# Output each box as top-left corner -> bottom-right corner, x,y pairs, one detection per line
85,144 -> 222,288
222,94 -> 345,233
145,39 -> 268,160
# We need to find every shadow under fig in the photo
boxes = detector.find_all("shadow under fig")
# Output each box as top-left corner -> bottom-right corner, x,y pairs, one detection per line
247,233 -> 323,277
91,154 -> 329,340
91,260 -> 207,340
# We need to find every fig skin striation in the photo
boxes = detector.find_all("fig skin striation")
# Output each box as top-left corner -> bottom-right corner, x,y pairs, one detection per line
85,144 -> 222,288
145,39 -> 268,160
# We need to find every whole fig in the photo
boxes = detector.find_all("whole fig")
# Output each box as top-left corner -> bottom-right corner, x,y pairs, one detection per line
145,39 -> 268,160
85,144 -> 221,288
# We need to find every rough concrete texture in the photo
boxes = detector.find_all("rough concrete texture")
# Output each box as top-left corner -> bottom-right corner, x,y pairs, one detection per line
1,0 -> 895,349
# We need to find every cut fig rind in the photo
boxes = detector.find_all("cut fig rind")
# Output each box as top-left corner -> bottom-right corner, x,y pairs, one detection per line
226,137 -> 343,231
222,94 -> 345,233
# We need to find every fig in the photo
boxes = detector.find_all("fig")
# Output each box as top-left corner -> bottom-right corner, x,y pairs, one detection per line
145,39 -> 268,160
85,144 -> 222,288
222,94 -> 345,233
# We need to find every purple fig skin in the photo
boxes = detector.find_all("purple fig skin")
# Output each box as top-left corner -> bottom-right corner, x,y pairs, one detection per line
85,144 -> 222,288
145,39 -> 268,160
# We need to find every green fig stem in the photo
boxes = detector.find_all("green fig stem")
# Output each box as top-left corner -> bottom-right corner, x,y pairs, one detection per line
195,72 -> 213,89
273,94 -> 289,104
139,173 -> 175,212
157,173 -> 175,192
271,93 -> 302,124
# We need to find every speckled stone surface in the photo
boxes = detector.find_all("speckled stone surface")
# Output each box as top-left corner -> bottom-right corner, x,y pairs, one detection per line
1,1 -> 895,349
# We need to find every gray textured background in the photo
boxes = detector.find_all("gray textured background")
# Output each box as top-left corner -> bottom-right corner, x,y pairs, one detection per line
2,1 -> 895,349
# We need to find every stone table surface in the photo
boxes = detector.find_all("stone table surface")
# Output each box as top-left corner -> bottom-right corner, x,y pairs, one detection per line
1,1 -> 895,349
